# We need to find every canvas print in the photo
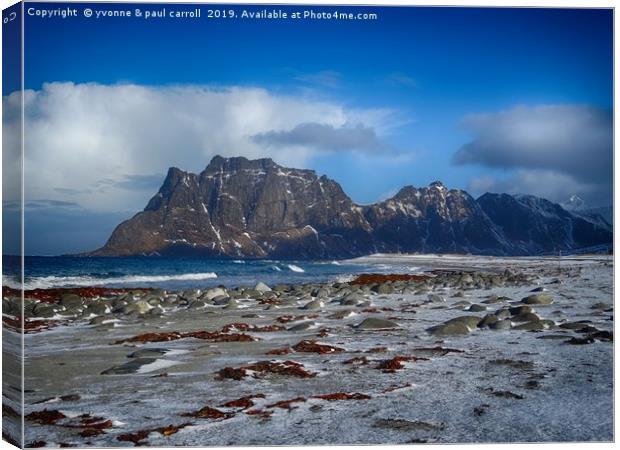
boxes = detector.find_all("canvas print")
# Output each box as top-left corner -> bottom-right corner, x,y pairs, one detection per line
1,1 -> 614,447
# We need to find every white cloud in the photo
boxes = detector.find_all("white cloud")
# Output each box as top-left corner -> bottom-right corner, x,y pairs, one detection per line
3,82 -> 398,212
294,70 -> 341,89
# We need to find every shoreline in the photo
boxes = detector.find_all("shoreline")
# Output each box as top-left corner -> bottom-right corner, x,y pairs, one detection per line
2,255 -> 614,445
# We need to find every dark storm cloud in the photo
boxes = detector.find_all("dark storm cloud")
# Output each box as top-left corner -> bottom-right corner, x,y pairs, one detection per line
253,122 -> 390,153
454,105 -> 612,207
453,104 -> 612,184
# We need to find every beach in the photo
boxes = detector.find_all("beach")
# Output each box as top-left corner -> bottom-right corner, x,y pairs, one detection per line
2,254 -> 613,446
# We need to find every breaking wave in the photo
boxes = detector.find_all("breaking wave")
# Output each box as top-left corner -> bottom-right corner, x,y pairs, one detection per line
287,264 -> 305,273
6,272 -> 218,290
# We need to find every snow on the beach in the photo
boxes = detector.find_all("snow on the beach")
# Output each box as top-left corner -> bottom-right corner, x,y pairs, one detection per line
14,254 -> 614,446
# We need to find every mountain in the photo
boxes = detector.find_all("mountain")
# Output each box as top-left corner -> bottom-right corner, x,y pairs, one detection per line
561,194 -> 586,212
363,182 -> 510,254
572,206 -> 613,232
90,156 -> 374,259
560,195 -> 613,231
477,194 -> 611,254
88,156 -> 612,258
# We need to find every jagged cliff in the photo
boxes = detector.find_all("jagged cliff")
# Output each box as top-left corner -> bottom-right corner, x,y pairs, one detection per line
88,156 -> 612,258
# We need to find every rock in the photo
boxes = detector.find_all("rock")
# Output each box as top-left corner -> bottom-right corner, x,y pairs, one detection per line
530,286 -> 545,292
327,310 -> 356,320
490,319 -> 512,330
481,295 -> 502,304
427,316 -> 480,336
565,335 -> 597,345
101,358 -> 157,375
122,301 -> 151,315
451,301 -> 472,309
374,418 -> 445,432
86,303 -> 109,316
254,282 -> 272,293
558,322 -> 596,332
428,294 -> 446,303
591,330 -> 613,342
513,320 -> 551,331
181,290 -> 200,300
356,318 -> 399,330
212,296 -> 231,306
511,312 -> 540,323
145,296 -> 163,306
591,302 -> 613,310
478,314 -> 499,328
496,309 -> 511,319
188,300 -> 208,309
33,303 -> 55,318
60,294 -> 83,308
312,287 -> 330,298
89,316 -> 113,325
459,274 -> 474,284
128,348 -> 169,358
302,299 -> 325,310
509,305 -> 533,315
288,322 -> 316,332
148,306 -> 164,316
373,283 -> 394,295
202,287 -> 228,301
224,299 -> 241,310
340,294 -> 365,306
453,291 -> 465,298
521,294 -> 553,305
468,304 -> 487,312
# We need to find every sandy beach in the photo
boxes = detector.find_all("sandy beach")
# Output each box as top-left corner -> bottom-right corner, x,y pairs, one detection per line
2,254 -> 613,446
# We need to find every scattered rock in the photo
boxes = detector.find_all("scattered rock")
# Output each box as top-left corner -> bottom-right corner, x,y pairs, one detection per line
356,318 -> 399,330
521,294 -> 554,305
427,316 -> 480,336
301,299 -> 325,310
254,282 -> 271,293
467,304 -> 487,312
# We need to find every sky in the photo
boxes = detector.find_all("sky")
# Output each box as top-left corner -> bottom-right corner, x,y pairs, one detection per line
1,2 -> 613,255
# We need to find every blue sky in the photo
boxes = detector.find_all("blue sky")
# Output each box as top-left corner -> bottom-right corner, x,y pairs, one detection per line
2,3 -> 613,254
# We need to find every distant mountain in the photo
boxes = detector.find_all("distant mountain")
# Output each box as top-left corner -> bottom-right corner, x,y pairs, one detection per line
561,194 -> 612,231
88,156 -> 612,258
561,194 -> 586,212
364,182 -> 509,254
580,206 -> 613,228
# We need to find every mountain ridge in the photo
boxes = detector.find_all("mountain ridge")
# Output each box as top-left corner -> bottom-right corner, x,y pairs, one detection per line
87,155 -> 612,258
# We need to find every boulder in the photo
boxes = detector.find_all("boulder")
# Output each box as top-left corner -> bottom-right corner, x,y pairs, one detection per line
356,318 -> 399,330
254,282 -> 272,293
521,294 -> 553,305
427,316 -> 481,336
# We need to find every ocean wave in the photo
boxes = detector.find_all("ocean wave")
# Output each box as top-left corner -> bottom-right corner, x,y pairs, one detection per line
6,272 -> 218,290
270,265 -> 282,272
334,274 -> 355,283
287,264 -> 305,273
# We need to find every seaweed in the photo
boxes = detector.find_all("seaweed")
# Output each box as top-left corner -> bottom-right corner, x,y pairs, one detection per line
292,340 -> 345,354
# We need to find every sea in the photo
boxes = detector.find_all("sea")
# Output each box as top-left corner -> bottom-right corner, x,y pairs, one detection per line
2,256 -> 423,291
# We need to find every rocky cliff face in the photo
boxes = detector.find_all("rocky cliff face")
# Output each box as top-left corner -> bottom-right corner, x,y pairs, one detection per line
91,156 -> 374,258
363,182 -> 509,254
89,156 -> 612,258
477,193 -> 612,254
